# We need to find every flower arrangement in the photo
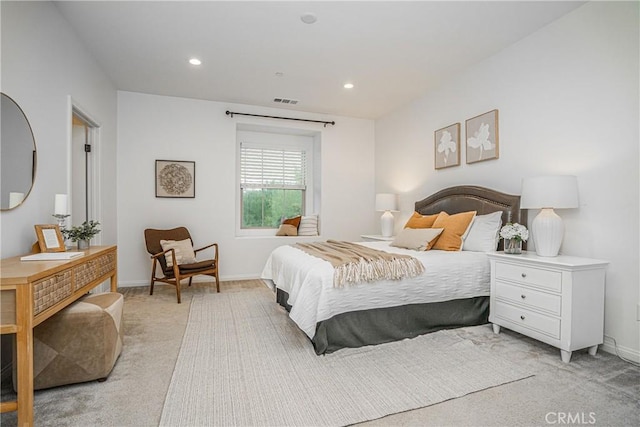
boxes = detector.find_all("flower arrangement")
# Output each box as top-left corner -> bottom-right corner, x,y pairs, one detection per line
499,222 -> 528,254
499,222 -> 529,242
64,220 -> 101,242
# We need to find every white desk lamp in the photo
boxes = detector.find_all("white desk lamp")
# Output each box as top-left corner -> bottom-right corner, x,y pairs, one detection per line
520,175 -> 579,257
375,193 -> 398,237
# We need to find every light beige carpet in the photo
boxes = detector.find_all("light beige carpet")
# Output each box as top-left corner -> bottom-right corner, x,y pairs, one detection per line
159,287 -> 534,426
1,281 -> 638,426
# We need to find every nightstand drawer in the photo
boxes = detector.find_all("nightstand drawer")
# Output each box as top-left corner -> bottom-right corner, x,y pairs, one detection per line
495,281 -> 561,315
495,262 -> 562,292
493,301 -> 560,339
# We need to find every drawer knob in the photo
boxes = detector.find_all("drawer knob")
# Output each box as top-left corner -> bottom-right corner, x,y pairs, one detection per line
520,315 -> 526,321
521,294 -> 526,299
521,273 -> 527,278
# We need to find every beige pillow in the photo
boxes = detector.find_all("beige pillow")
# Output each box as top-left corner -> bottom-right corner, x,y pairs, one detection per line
160,238 -> 197,267
390,228 -> 444,251
276,224 -> 298,236
431,211 -> 477,251
404,211 -> 440,229
298,215 -> 319,236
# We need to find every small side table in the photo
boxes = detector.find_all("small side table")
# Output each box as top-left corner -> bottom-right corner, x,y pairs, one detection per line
360,234 -> 395,242
488,251 -> 608,363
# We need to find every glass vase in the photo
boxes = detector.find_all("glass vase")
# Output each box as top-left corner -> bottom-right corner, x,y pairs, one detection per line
504,238 -> 522,255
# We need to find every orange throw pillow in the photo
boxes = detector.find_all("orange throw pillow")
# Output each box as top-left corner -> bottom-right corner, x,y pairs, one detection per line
431,211 -> 477,251
282,216 -> 302,228
404,211 -> 440,229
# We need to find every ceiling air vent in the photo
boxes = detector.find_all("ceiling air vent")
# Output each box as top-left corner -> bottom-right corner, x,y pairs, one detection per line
273,98 -> 299,105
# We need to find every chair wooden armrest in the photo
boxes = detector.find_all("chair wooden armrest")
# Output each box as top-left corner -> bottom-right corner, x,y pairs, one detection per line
150,248 -> 178,266
150,248 -> 179,276
194,243 -> 218,260
150,248 -> 173,260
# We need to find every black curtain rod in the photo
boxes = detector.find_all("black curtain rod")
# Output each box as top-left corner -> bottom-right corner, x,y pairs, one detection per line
225,110 -> 335,127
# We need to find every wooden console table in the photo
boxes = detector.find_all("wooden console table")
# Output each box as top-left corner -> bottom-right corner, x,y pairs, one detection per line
0,245 -> 117,426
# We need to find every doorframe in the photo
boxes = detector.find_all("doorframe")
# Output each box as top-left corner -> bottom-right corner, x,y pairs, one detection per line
67,96 -> 102,245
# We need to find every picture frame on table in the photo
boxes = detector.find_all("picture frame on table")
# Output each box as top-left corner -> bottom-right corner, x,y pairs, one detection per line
434,123 -> 460,169
466,109 -> 499,164
155,160 -> 195,198
35,224 -> 66,252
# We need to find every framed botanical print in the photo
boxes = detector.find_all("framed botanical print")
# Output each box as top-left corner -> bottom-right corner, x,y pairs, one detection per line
466,109 -> 499,164
155,160 -> 195,198
434,123 -> 460,169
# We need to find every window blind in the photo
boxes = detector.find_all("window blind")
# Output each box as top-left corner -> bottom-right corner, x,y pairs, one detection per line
240,144 -> 306,190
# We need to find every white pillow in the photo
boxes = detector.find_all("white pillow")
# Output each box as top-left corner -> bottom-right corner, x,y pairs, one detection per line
160,238 -> 197,267
462,211 -> 503,252
390,228 -> 444,251
298,215 -> 319,236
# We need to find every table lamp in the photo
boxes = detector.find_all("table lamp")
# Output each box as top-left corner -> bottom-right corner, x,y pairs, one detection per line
375,193 -> 398,237
520,175 -> 579,257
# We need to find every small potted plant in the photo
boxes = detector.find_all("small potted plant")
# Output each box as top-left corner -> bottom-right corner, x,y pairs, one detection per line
499,222 -> 528,254
64,220 -> 101,250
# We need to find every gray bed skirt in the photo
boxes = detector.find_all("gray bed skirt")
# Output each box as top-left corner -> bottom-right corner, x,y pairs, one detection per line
276,288 -> 489,355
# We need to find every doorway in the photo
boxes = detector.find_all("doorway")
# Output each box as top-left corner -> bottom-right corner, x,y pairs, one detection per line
70,102 -> 101,244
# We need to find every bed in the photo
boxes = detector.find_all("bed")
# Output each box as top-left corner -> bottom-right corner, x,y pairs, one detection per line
261,185 -> 526,355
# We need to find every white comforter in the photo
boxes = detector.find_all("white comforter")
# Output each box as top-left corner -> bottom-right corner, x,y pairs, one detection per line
261,241 -> 491,338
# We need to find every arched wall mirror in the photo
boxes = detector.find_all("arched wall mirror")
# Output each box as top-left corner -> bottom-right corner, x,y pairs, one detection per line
1,93 -> 37,211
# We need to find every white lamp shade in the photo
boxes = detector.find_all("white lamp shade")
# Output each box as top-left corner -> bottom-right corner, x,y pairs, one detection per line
375,193 -> 398,212
520,175 -> 579,209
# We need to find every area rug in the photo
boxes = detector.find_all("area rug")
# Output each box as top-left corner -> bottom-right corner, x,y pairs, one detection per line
159,288 -> 534,426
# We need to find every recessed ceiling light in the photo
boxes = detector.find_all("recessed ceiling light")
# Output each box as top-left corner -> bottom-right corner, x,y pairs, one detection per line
300,13 -> 317,24
189,58 -> 202,66
343,83 -> 354,89
275,72 -> 284,77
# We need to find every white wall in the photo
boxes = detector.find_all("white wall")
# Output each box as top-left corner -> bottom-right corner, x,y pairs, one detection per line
0,1 -> 118,258
0,0 -> 117,379
117,91 -> 375,285
375,1 -> 639,360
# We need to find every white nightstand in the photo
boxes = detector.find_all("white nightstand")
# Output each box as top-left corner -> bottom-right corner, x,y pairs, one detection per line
360,234 -> 395,242
487,252 -> 608,363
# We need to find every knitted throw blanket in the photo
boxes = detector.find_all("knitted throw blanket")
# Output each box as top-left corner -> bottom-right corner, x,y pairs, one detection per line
294,240 -> 425,287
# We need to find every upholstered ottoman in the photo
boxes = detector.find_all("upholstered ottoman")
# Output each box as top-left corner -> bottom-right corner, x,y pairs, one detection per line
24,292 -> 124,390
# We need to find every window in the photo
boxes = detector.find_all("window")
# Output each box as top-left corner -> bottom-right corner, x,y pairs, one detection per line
240,143 -> 307,229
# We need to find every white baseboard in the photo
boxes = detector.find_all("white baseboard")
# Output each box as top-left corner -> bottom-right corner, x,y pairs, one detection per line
602,336 -> 640,364
117,274 -> 262,288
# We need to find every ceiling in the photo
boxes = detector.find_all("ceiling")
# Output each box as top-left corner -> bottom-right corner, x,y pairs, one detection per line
54,1 -> 585,119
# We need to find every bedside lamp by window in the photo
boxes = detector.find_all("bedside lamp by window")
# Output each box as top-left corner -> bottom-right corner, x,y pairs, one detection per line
375,193 -> 398,237
520,175 -> 579,257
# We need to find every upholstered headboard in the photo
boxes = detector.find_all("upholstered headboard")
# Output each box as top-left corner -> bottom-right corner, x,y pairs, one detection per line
414,185 -> 526,250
